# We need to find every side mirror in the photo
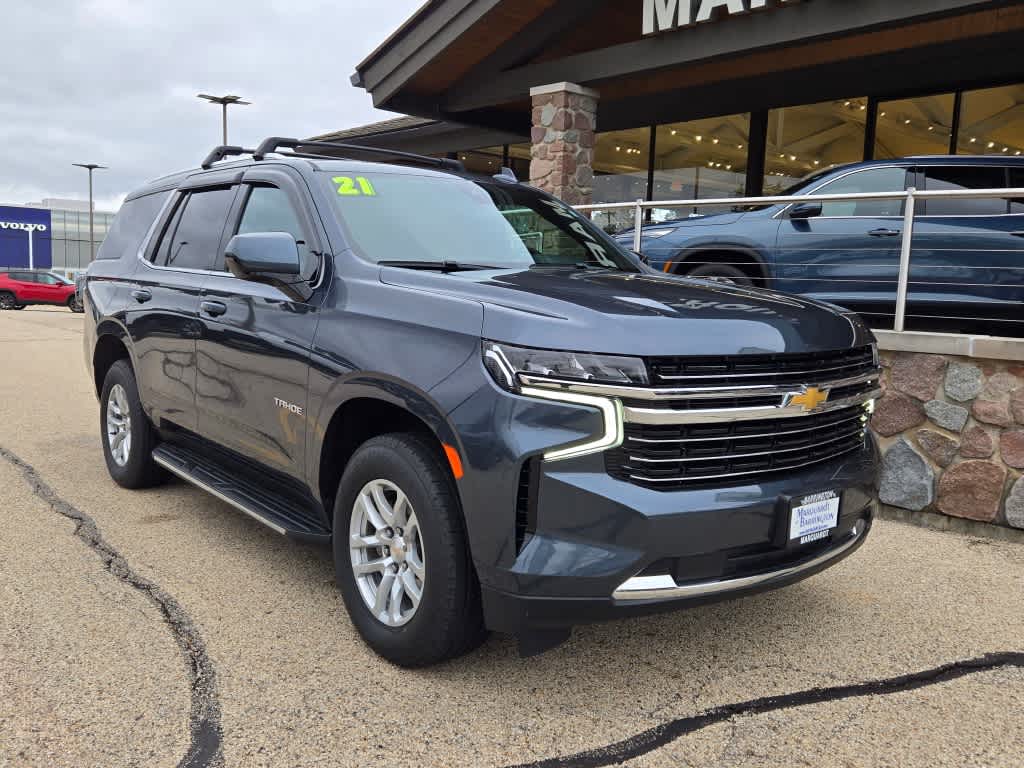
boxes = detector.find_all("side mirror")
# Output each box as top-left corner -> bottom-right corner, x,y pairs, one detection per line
224,232 -> 301,277
789,202 -> 823,220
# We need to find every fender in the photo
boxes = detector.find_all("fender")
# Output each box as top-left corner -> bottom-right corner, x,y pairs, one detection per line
89,316 -> 137,398
307,370 -> 467,511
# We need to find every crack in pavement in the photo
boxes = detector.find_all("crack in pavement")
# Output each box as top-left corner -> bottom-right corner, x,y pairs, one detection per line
505,651 -> 1024,768
0,444 -> 222,768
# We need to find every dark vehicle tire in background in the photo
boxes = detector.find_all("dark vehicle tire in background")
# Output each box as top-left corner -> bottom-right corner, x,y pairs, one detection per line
99,360 -> 164,489
12,305 -> 25,310
0,292 -> 17,310
683,262 -> 754,286
68,295 -> 84,313
333,433 -> 486,667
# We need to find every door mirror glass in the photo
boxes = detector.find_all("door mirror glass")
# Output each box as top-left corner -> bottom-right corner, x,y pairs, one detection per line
789,202 -> 823,220
224,232 -> 301,277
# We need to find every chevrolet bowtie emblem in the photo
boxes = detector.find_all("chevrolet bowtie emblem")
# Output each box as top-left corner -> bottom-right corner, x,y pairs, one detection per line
788,387 -> 830,412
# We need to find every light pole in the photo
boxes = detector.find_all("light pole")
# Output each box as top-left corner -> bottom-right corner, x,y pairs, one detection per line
197,93 -> 251,145
72,163 -> 106,263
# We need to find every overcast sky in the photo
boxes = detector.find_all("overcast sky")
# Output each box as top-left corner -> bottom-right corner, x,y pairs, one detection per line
0,0 -> 424,211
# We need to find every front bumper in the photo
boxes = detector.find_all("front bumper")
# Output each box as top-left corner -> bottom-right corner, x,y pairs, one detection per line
476,441 -> 878,635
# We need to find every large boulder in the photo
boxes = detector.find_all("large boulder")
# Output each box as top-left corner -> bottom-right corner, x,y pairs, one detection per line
871,393 -> 925,437
879,439 -> 934,511
959,426 -> 995,459
924,400 -> 968,433
915,429 -> 959,468
936,461 -> 1007,522
945,362 -> 983,403
1005,477 -> 1024,530
890,354 -> 947,402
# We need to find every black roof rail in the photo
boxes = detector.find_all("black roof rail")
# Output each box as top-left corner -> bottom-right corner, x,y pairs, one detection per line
252,137 -> 466,172
200,145 -> 256,170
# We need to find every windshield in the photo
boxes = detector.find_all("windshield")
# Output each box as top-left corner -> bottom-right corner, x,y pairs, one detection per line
322,171 -> 639,271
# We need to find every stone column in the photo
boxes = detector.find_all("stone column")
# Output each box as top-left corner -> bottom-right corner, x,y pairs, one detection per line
529,82 -> 598,206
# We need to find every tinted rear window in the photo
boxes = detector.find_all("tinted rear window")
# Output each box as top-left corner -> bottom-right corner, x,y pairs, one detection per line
922,166 -> 1008,215
154,187 -> 237,270
97,191 -> 170,260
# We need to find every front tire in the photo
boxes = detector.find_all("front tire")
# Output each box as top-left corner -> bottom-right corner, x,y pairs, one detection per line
99,360 -> 163,489
333,434 -> 486,666
68,295 -> 84,313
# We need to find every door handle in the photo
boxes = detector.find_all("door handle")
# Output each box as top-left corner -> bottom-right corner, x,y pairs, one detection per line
867,228 -> 901,237
200,300 -> 227,317
130,288 -> 152,303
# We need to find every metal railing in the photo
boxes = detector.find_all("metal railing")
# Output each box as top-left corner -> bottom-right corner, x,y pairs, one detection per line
576,187 -> 1024,333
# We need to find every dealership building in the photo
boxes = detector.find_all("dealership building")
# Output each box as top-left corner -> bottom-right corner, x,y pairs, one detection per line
0,199 -> 115,274
323,0 -> 1024,533
317,0 -> 1024,228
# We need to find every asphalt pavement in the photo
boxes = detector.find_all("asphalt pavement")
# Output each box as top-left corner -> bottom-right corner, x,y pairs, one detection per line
1,307 -> 1022,767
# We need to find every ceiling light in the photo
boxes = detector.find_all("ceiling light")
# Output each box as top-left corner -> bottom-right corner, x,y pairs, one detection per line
970,137 -> 977,143
813,160 -> 820,166
789,155 -> 797,161
1003,147 -> 1009,152
904,119 -> 911,125
712,138 -> 719,144
737,144 -> 744,149
988,141 -> 996,148
860,105 -> 866,111
670,129 -> 677,135
928,126 -> 934,131
844,101 -> 851,107
695,135 -> 703,142
880,111 -> 886,117
725,164 -> 732,170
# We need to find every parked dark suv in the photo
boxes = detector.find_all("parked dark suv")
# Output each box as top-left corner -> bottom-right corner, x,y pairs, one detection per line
82,137 -> 880,665
621,156 -> 1024,330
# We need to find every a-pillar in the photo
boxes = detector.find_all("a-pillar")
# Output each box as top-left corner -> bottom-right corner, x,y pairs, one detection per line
528,82 -> 599,205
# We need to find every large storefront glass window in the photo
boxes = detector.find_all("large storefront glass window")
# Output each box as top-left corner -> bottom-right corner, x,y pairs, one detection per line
651,113 -> 749,218
592,128 -> 651,232
874,93 -> 955,159
956,83 -> 1024,157
763,99 -> 867,193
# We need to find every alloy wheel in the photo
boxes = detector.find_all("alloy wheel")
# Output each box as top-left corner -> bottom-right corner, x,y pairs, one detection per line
349,479 -> 426,627
105,384 -> 132,467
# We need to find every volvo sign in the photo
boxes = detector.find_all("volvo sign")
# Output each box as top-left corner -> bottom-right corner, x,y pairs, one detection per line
0,206 -> 52,269
643,0 -> 803,36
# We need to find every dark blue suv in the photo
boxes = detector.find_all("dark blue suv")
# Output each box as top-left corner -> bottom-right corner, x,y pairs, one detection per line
622,157 -> 1024,329
82,137 -> 880,665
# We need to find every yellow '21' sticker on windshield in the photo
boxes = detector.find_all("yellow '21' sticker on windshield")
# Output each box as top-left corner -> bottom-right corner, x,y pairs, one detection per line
333,176 -> 376,196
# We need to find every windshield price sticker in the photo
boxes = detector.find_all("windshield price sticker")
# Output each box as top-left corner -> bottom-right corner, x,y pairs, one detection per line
790,491 -> 840,543
332,176 -> 377,197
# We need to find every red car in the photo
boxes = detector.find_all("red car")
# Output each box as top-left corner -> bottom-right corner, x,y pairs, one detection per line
0,269 -> 83,312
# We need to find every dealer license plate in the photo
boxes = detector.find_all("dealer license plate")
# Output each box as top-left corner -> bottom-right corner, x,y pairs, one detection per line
789,491 -> 840,544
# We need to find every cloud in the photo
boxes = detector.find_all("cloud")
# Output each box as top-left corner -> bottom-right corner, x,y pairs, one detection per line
0,0 -> 424,211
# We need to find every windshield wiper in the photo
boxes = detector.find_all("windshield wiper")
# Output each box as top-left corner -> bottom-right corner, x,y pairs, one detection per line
378,260 -> 498,273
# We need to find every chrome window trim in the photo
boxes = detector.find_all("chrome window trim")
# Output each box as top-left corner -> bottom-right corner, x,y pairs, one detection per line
623,389 -> 881,425
611,521 -> 865,601
517,371 -> 880,402
772,165 -> 912,221
135,182 -> 328,290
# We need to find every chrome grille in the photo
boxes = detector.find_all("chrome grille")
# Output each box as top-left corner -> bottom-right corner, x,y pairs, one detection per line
606,405 -> 871,490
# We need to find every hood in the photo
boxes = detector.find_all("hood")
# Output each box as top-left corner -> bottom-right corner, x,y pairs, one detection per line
379,266 -> 870,357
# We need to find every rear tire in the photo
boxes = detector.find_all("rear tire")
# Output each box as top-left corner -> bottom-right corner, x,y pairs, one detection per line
333,433 -> 486,667
0,292 -> 17,310
99,360 -> 164,489
68,295 -> 84,313
683,262 -> 754,286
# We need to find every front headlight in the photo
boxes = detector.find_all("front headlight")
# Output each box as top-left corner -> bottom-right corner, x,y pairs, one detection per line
483,341 -> 630,461
482,341 -> 648,392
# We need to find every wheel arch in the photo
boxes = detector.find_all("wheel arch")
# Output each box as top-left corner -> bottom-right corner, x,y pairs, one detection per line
92,321 -> 134,398
669,244 -> 771,286
313,377 -> 465,524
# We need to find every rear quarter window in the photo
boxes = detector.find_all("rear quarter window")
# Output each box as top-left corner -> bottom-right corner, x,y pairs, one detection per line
95,191 -> 170,260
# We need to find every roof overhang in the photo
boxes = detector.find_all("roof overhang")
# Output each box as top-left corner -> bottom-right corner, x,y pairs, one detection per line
353,0 -> 1019,132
